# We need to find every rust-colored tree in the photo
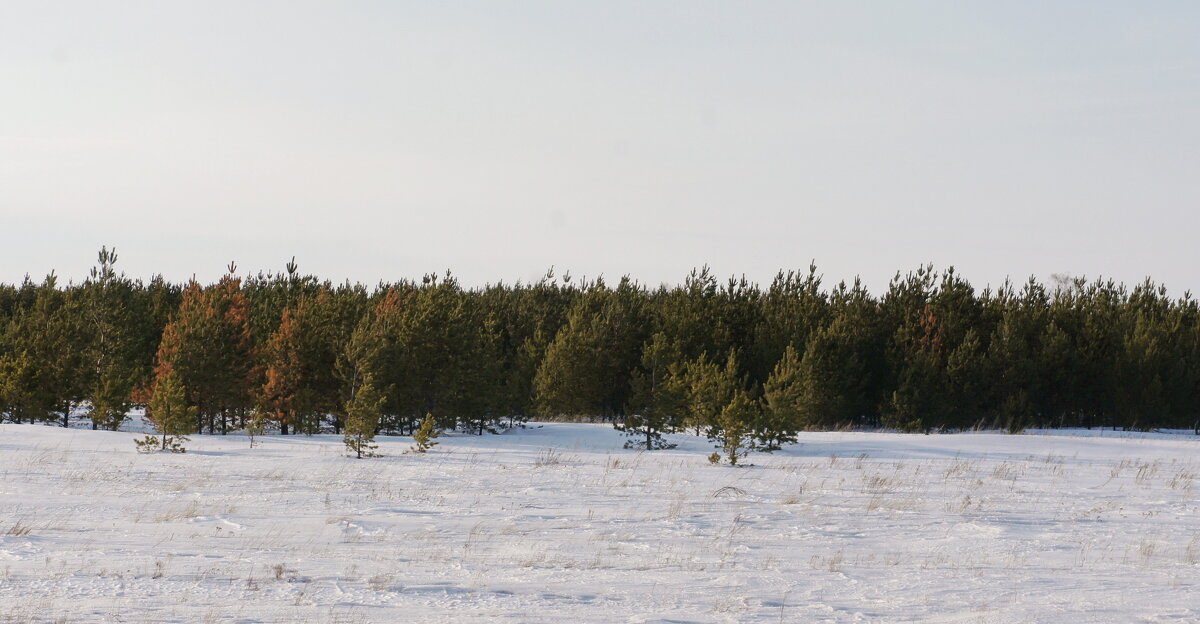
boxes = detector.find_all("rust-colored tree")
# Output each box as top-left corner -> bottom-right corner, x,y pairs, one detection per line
152,266 -> 256,434
260,291 -> 339,434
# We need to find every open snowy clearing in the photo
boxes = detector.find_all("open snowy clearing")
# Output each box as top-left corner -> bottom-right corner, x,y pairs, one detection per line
2,423 -> 1199,623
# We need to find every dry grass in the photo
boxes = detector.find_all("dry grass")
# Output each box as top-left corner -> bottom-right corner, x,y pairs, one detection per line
4,519 -> 33,537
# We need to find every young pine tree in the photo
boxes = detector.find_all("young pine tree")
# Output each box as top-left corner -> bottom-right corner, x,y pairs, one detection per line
336,290 -> 397,432
344,375 -> 385,459
411,412 -> 440,453
715,389 -> 757,466
758,344 -> 803,450
137,369 -> 196,453
621,332 -> 684,449
246,412 -> 266,448
681,352 -> 739,437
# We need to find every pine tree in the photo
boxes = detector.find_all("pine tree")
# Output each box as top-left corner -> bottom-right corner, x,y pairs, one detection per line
453,314 -> 508,435
411,412 -> 440,453
715,389 -> 757,466
654,266 -> 722,366
337,289 -> 399,432
380,274 -> 495,433
259,310 -> 302,434
1036,319 -> 1075,427
0,351 -> 44,424
621,332 -> 684,449
0,275 -> 84,425
153,268 -> 256,435
533,304 -> 605,417
982,281 -> 1047,433
786,278 -> 888,430
680,352 -> 739,437
884,306 -> 949,433
344,375 -> 385,458
945,329 -> 988,429
499,268 -> 575,422
259,293 -> 338,435
1116,313 -> 1172,431
794,317 -> 867,430
246,411 -> 266,448
759,345 -> 802,450
533,278 -> 648,420
750,264 -> 828,384
82,247 -> 140,431
137,369 -> 195,452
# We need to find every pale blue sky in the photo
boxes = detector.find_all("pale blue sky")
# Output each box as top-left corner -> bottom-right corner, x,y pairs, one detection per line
2,2 -> 1198,292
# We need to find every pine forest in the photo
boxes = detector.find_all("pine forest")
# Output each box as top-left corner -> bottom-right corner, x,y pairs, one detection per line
3,248 -> 1199,452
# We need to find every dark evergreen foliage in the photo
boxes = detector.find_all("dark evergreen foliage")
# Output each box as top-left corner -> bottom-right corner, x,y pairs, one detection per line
3,252 -> 1199,443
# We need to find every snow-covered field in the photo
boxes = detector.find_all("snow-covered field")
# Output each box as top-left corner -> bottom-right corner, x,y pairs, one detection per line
2,423 -> 1199,623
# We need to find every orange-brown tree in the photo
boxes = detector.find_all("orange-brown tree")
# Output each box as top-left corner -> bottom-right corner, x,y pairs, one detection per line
152,267 -> 256,434
260,291 -> 339,434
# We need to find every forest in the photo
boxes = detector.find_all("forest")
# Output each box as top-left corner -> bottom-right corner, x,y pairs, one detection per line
2,248 -> 1198,452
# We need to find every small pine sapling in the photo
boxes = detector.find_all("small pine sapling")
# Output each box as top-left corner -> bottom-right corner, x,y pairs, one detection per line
716,390 -> 757,466
136,370 -> 195,453
410,412 -> 440,453
344,375 -> 385,459
758,345 -> 803,451
247,412 -> 266,448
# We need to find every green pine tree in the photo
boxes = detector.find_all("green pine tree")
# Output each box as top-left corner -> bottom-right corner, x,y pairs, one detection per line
533,278 -> 648,420
621,332 -> 685,449
1,275 -> 85,426
411,412 -> 440,453
138,369 -> 195,452
683,351 -> 741,438
83,247 -> 140,431
716,389 -> 757,466
344,375 -> 386,458
758,345 -> 802,450
0,350 -> 45,424
945,329 -> 988,429
749,264 -> 828,384
1116,313 -> 1172,432
246,411 -> 266,448
884,305 -> 950,433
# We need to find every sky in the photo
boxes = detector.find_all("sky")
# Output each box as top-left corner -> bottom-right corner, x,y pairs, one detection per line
2,1 -> 1198,293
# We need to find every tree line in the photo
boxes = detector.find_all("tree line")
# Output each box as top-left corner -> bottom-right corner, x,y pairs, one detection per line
2,249 -> 1199,455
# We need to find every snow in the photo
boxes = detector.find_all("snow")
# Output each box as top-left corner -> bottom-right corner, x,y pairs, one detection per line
2,422 -> 1199,623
